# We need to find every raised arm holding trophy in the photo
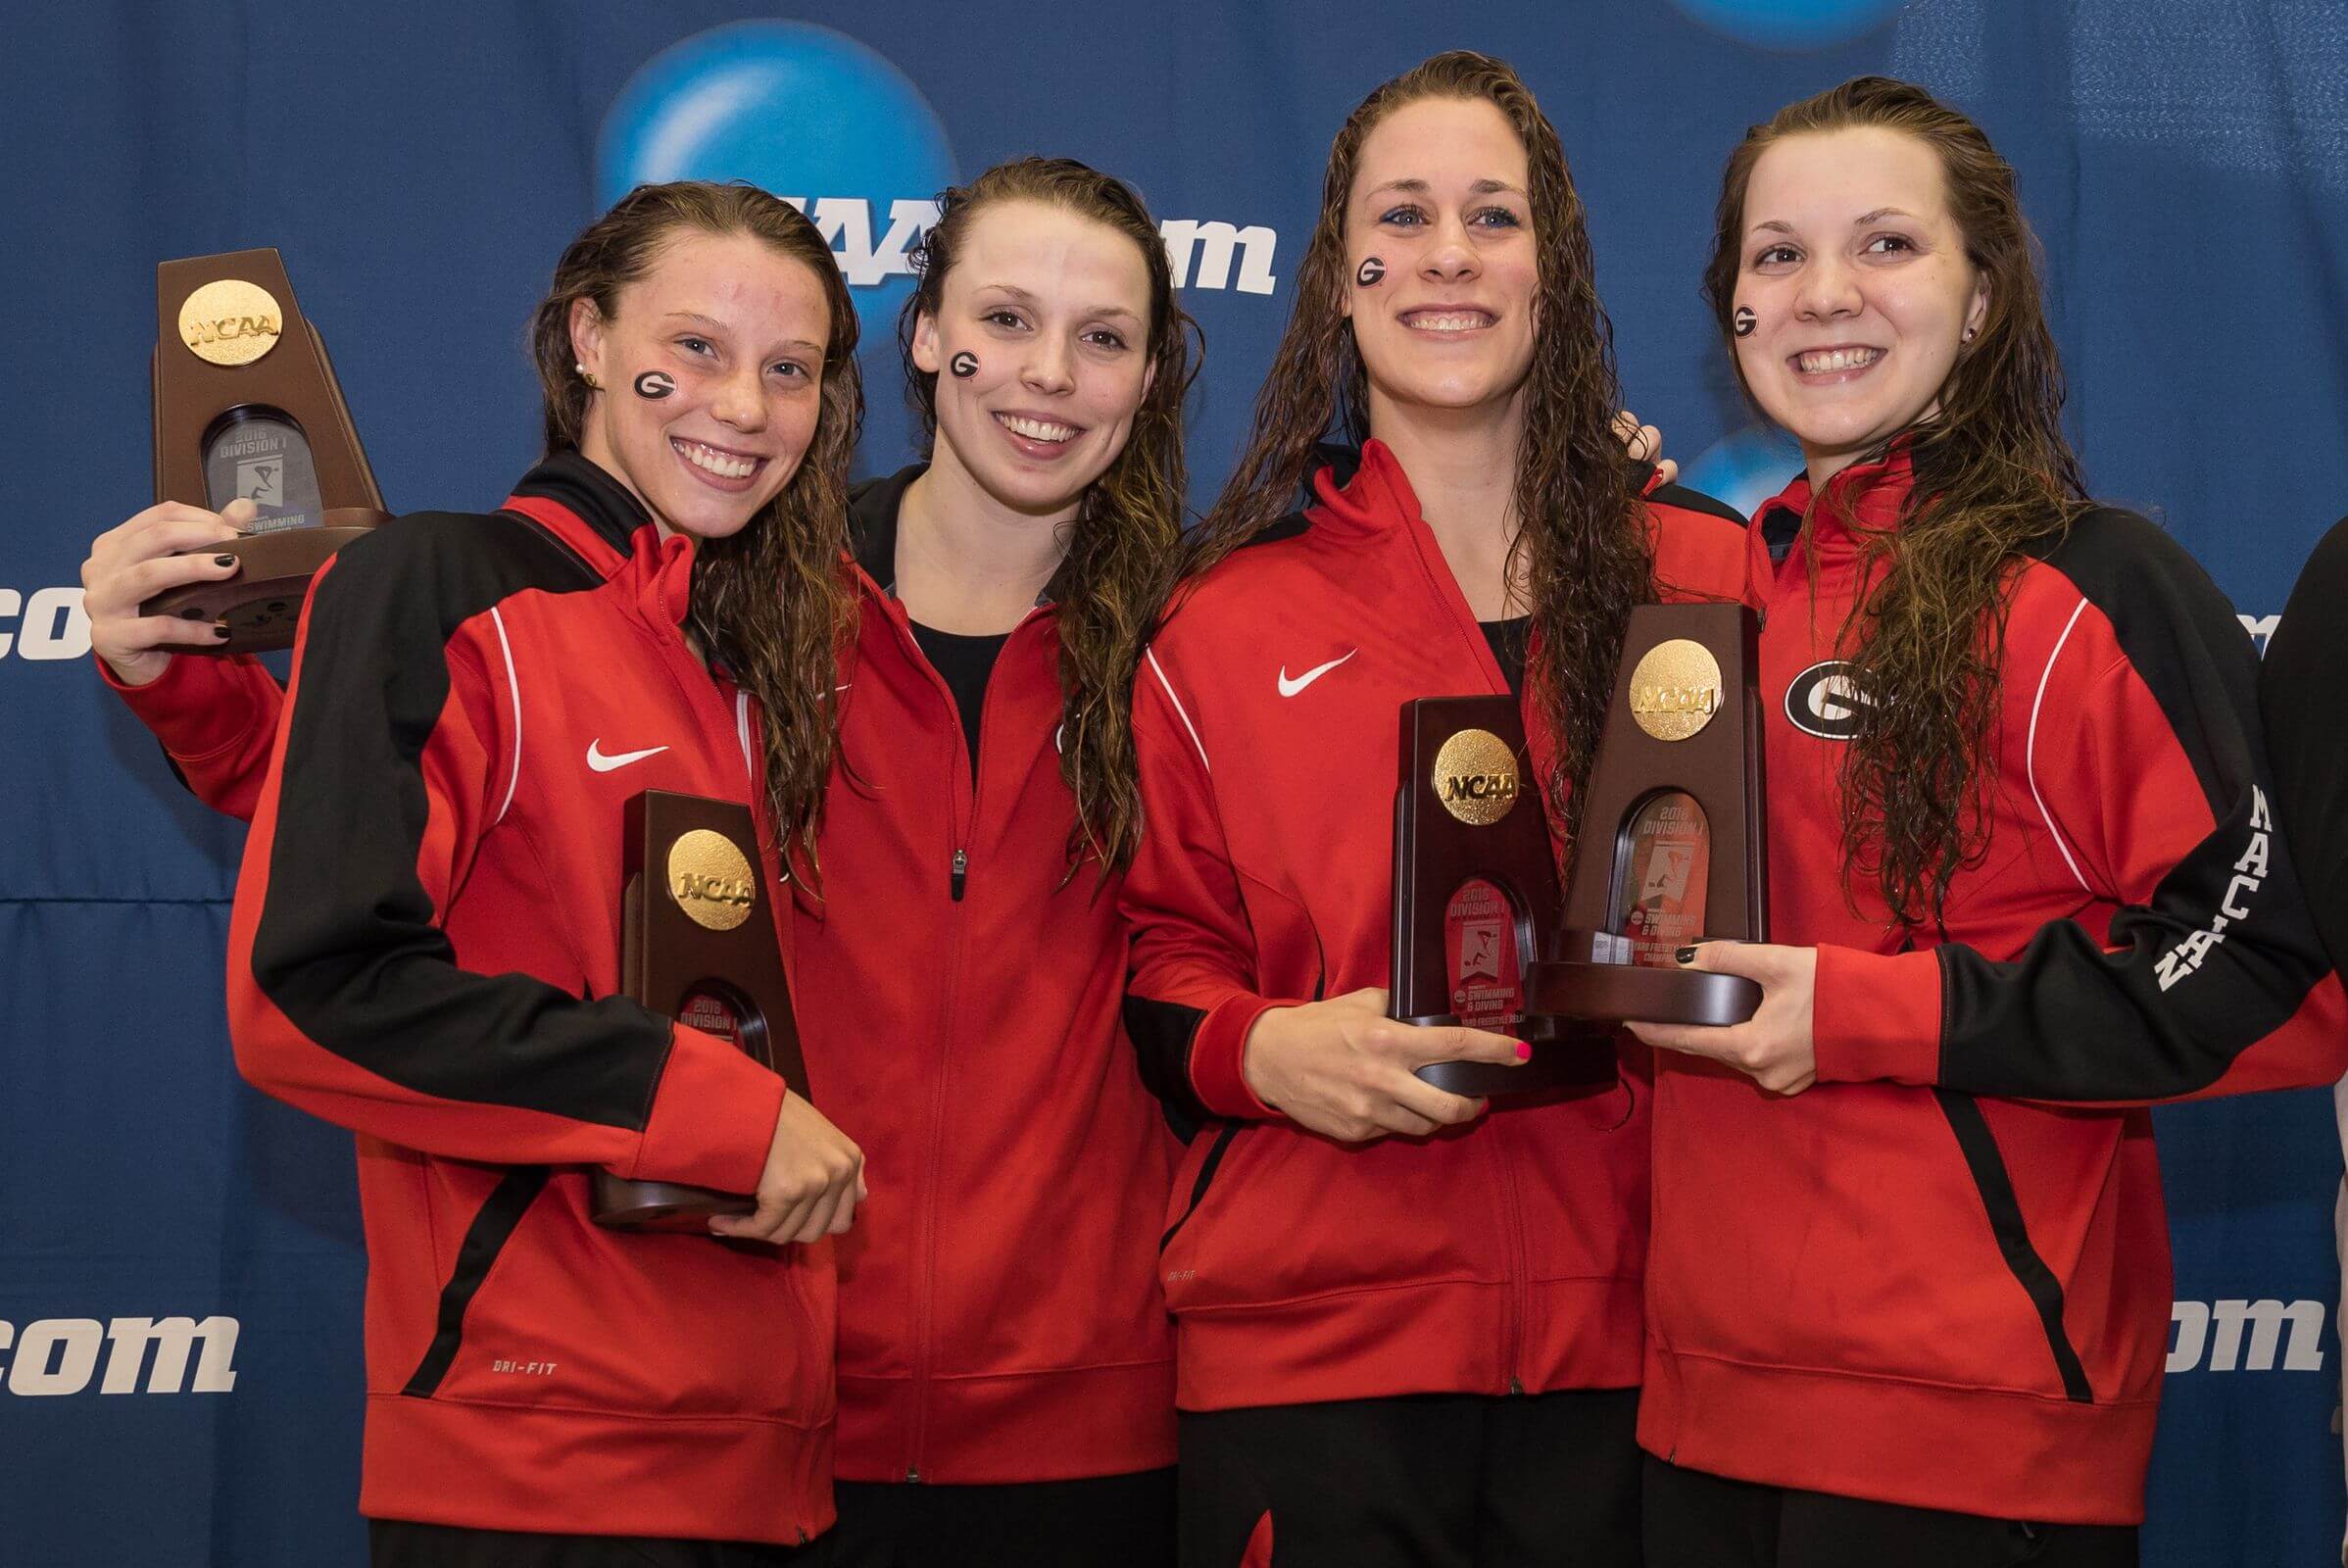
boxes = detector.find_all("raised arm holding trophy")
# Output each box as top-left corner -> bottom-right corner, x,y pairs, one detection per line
147,248 -> 389,652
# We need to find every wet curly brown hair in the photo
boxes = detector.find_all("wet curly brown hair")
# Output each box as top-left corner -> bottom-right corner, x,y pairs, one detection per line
1705,76 -> 2089,924
1182,50 -> 1652,841
900,157 -> 1201,873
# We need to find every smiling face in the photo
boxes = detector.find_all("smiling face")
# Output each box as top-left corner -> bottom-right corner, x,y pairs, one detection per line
569,227 -> 831,541
1733,125 -> 1988,482
910,199 -> 1155,519
1343,95 -> 1540,427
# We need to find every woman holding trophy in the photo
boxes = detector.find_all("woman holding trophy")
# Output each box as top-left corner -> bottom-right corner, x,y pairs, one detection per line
1119,50 -> 1745,1567
1629,76 -> 2348,1566
86,159 -> 1199,1565
133,182 -> 868,1561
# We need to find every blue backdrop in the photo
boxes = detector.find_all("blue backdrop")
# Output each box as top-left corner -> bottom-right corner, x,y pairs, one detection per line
4,3 -> 2343,1563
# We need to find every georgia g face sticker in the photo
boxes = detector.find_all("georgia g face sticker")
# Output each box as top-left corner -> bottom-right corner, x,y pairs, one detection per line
1785,660 -> 1871,740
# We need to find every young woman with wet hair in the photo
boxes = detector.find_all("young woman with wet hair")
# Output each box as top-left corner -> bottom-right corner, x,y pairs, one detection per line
804,155 -> 1195,1567
1628,76 -> 2348,1567
84,160 -> 1198,1566
1119,50 -> 1747,1566
198,182 -> 865,1564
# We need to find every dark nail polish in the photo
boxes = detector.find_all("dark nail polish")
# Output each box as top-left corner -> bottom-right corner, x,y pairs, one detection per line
213,624 -> 231,639
1674,947 -> 1698,964
214,554 -> 237,567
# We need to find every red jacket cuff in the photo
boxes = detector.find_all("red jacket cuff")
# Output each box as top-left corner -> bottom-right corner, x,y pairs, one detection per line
99,649 -> 264,763
627,1022 -> 787,1193
1810,946 -> 1944,1087
1190,994 -> 1282,1120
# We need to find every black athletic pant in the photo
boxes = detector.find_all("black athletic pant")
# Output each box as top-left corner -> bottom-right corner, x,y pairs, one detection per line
823,1469 -> 1177,1568
1179,1388 -> 1642,1568
1642,1455 -> 2139,1568
368,1520 -> 818,1567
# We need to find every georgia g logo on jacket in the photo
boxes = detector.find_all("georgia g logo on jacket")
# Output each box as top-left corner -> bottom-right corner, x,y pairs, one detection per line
1785,660 -> 1872,740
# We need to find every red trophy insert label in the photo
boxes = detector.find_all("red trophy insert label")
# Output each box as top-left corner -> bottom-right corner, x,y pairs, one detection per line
1443,876 -> 1524,1032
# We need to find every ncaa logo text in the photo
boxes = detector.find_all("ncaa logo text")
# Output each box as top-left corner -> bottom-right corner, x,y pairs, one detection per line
781,197 -> 1279,296
2,1315 -> 239,1395
2168,1298 -> 2324,1373
1,587 -> 90,661
602,23 -> 1281,326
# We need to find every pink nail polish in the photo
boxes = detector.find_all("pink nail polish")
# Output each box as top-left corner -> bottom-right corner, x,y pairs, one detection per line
1515,1041 -> 1533,1061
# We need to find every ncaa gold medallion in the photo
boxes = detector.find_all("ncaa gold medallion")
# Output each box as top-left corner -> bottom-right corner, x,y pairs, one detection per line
1433,728 -> 1520,825
177,278 -> 283,367
666,829 -> 757,932
1629,638 -> 1724,742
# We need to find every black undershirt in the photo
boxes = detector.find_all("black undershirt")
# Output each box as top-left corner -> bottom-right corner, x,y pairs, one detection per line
1482,615 -> 1531,698
908,620 -> 1011,769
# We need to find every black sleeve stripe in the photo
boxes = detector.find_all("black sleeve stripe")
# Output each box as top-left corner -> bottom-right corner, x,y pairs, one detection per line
1935,508 -> 2334,1101
1123,995 -> 1212,1143
1934,1093 -> 2093,1402
1160,1121 -> 1242,1248
400,1165 -> 550,1396
251,512 -> 675,1128
1645,479 -> 1748,529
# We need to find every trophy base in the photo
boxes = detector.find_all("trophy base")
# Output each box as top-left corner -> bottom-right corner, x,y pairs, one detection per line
589,1171 -> 755,1234
141,509 -> 389,654
1402,1015 -> 1620,1099
1523,959 -> 1760,1027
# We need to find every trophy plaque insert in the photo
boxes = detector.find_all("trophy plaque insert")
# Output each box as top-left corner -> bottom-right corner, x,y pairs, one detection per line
148,249 -> 391,652
1524,605 -> 1767,1029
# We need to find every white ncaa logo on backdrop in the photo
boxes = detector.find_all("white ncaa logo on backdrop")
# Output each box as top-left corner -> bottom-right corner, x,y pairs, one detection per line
598,20 -> 1278,324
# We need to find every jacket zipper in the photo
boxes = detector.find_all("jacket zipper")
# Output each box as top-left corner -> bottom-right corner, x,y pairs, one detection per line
903,606 -> 963,1483
899,605 -> 1036,1482
1491,1111 -> 1530,1393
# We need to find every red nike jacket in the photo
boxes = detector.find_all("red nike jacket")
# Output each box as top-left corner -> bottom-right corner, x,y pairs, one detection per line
800,466 -> 1175,1484
107,463 -> 1176,1489
1639,445 -> 2348,1524
222,454 -> 834,1544
1119,438 -> 1747,1411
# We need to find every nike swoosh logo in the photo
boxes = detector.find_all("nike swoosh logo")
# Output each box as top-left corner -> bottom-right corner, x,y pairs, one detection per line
586,740 -> 669,773
1277,650 -> 1357,698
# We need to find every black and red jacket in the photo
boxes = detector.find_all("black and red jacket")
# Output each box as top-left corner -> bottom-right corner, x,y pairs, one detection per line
1119,439 -> 1747,1412
222,454 -> 833,1543
798,466 -> 1175,1484
106,462 -> 1178,1488
1640,446 -> 2348,1525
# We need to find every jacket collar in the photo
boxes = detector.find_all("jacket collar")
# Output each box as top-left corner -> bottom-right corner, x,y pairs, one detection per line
1306,438 -> 1419,538
501,450 -> 696,630
1748,438 -> 1916,578
507,450 -> 658,560
847,461 -> 1058,609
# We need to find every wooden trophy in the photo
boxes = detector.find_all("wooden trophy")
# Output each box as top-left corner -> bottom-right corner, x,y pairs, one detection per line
1390,697 -> 1615,1098
591,791 -> 809,1233
1521,603 -> 1767,1029
147,248 -> 390,652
